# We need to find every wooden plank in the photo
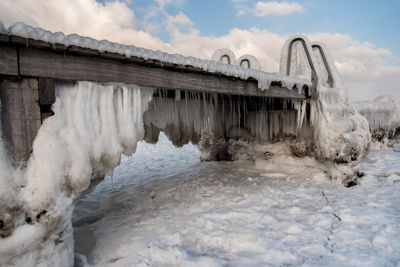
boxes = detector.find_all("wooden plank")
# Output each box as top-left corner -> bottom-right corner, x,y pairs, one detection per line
0,78 -> 41,165
10,36 -> 27,46
0,34 -> 9,44
0,46 -> 18,76
53,43 -> 67,52
68,45 -> 100,56
18,47 -> 307,99
28,38 -> 51,49
99,51 -> 126,61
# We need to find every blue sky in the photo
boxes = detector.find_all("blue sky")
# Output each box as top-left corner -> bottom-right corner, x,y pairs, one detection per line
128,0 -> 400,59
0,0 -> 399,100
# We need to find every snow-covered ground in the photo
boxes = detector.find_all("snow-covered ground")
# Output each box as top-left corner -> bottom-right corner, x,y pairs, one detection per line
73,133 -> 400,266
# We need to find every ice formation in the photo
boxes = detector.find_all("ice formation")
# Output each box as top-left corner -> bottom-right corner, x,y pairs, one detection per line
143,91 -> 302,161
352,95 -> 400,140
0,82 -> 153,266
279,35 -> 372,183
1,20 -> 308,91
211,48 -> 237,65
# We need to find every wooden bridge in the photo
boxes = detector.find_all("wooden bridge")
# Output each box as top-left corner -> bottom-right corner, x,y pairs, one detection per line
0,31 -> 330,165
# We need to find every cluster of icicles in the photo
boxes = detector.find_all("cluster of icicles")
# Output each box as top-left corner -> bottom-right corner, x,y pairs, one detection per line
143,90 -> 306,149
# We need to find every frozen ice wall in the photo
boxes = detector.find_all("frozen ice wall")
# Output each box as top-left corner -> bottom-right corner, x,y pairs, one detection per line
143,91 -> 306,161
0,81 -> 153,266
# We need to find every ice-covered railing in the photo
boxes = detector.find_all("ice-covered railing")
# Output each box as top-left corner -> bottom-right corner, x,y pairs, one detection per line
236,55 -> 261,70
211,48 -> 261,70
0,20 -> 310,91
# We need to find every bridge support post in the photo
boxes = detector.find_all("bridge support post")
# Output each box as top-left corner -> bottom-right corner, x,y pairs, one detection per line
0,77 -> 41,166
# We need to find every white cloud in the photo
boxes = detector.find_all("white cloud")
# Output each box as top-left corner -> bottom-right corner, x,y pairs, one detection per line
0,0 -> 170,50
169,27 -> 285,72
165,12 -> 193,33
155,0 -> 186,9
0,0 -> 398,102
254,1 -> 304,16
233,4 -> 252,16
233,1 -> 304,17
139,0 -> 187,36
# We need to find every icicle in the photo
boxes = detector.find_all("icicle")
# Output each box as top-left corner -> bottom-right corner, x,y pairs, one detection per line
110,170 -> 114,188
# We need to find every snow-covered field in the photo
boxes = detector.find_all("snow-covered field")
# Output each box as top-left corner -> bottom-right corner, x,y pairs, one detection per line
73,133 -> 400,266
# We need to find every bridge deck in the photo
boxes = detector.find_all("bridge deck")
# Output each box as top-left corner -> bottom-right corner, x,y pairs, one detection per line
0,34 -> 310,99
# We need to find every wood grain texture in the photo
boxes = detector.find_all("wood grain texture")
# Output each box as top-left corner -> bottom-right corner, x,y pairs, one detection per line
0,78 -> 41,164
0,46 -> 18,76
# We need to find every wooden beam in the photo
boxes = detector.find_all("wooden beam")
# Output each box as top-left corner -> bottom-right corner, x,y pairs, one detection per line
0,46 -> 18,76
0,78 -> 41,165
16,47 -> 306,98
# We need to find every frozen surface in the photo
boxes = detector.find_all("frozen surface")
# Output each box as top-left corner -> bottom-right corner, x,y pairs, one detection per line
0,20 -> 309,91
73,134 -> 400,266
